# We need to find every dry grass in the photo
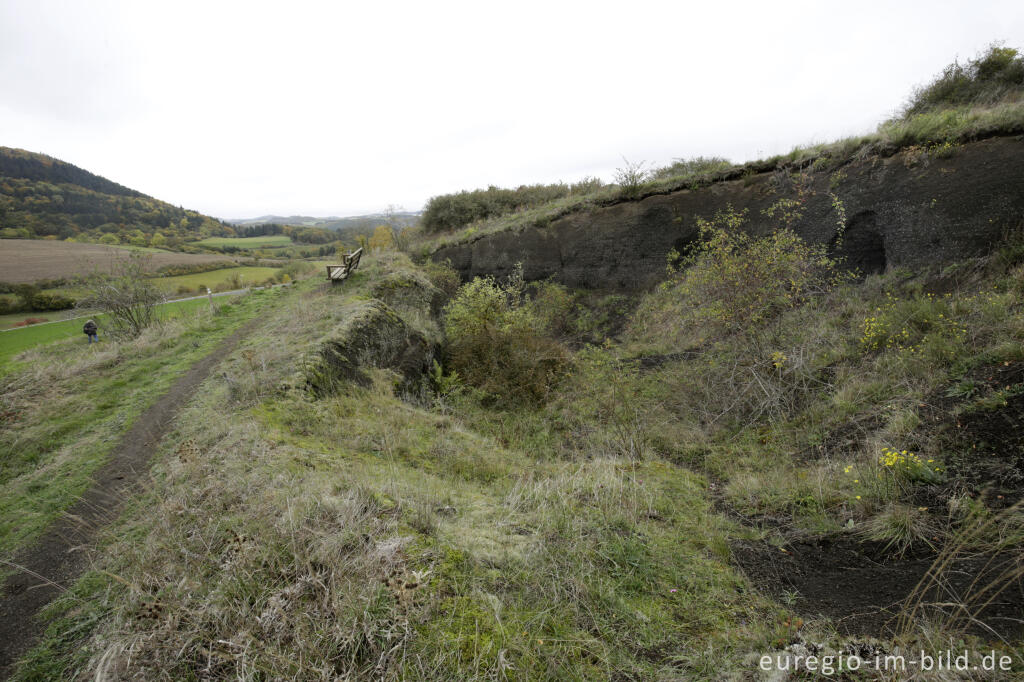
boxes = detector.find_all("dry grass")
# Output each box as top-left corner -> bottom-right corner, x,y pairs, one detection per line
12,244 -> 1024,679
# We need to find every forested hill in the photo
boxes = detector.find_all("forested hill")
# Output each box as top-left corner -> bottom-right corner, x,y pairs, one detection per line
0,147 -> 232,247
0,147 -> 143,198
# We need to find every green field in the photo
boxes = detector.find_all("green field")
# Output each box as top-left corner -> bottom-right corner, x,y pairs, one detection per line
0,297 -> 214,367
0,287 -> 290,565
152,266 -> 281,293
193,235 -> 292,249
0,310 -> 78,331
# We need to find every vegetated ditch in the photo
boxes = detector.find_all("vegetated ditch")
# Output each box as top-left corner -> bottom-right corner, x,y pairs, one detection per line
729,359 -> 1024,640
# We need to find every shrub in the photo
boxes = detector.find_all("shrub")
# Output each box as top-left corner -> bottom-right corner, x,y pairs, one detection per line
903,43 -> 1024,117
651,156 -> 732,181
13,317 -> 48,327
422,260 -> 462,301
77,253 -> 164,337
29,291 -> 75,311
613,158 -> 651,199
443,265 -> 570,406
0,295 -> 25,315
663,207 -> 850,335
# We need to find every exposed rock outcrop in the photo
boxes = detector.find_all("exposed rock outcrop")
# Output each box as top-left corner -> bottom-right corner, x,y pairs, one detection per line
432,136 -> 1024,290
304,299 -> 437,402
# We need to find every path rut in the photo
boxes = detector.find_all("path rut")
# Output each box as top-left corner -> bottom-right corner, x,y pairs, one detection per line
0,317 -> 260,677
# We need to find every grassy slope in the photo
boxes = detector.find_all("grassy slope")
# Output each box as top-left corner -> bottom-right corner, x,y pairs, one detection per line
0,287 -> 290,559
11,244 -> 1024,679
10,254 -> 769,680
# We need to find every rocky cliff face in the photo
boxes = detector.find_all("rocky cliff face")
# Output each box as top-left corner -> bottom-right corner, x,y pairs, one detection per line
431,136 -> 1024,290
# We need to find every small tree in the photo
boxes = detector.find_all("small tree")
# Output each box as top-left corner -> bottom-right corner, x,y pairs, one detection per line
368,225 -> 395,251
78,253 -> 164,338
614,157 -> 651,199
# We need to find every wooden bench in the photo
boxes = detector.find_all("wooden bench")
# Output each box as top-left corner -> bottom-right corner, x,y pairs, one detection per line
326,248 -> 363,283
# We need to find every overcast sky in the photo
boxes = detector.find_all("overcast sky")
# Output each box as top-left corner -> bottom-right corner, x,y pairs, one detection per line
1,1 -> 1021,219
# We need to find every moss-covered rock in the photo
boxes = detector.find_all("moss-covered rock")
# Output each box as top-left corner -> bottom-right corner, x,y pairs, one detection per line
370,269 -> 447,316
304,299 -> 438,402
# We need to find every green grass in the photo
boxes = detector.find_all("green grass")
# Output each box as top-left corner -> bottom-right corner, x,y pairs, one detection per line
4,255 -> 770,679
0,287 -> 291,561
1,297 -> 213,368
10,248 -> 1024,679
150,265 -> 281,293
0,270 -> 276,330
192,235 -> 292,249
0,311 -> 69,331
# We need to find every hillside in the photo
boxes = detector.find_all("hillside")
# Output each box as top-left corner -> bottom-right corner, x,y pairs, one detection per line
227,211 -> 422,236
431,135 -> 1024,289
3,241 -> 1023,679
2,44 -> 1024,681
0,147 -> 232,246
419,44 -> 1024,275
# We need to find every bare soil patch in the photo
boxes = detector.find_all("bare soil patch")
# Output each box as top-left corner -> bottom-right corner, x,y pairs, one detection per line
733,360 -> 1024,641
0,240 -> 236,283
733,536 -> 1024,639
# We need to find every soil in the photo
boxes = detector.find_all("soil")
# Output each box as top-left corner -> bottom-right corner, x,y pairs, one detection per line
0,239 -> 237,283
733,536 -> 1024,639
733,360 -> 1024,642
0,316 -> 261,678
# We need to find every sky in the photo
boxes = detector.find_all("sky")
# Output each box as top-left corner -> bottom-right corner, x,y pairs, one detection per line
1,1 -> 1022,219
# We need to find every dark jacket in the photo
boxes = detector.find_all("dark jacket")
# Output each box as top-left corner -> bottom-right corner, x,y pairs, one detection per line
83,320 -> 97,335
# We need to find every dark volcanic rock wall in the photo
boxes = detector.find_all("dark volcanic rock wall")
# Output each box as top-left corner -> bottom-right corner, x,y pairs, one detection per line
432,137 -> 1024,290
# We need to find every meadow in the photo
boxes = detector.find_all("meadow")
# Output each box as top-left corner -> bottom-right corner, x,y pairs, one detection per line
1,296 -> 214,367
151,265 -> 282,293
0,287 -> 290,565
192,235 -> 293,249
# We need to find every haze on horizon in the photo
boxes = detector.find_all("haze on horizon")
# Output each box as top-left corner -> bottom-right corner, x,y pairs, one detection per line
1,0 -> 1021,220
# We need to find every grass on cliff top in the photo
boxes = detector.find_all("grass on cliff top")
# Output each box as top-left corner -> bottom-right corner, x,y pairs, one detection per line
417,97 -> 1024,257
416,44 -> 1024,255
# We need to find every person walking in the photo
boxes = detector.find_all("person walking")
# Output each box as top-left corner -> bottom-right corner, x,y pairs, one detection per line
83,319 -> 98,343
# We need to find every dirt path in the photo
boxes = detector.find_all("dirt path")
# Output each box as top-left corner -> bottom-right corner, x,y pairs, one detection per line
0,317 -> 261,677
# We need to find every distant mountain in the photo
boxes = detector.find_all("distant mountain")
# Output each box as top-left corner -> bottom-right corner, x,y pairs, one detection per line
0,147 -> 232,247
226,215 -> 336,227
226,211 -> 421,235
